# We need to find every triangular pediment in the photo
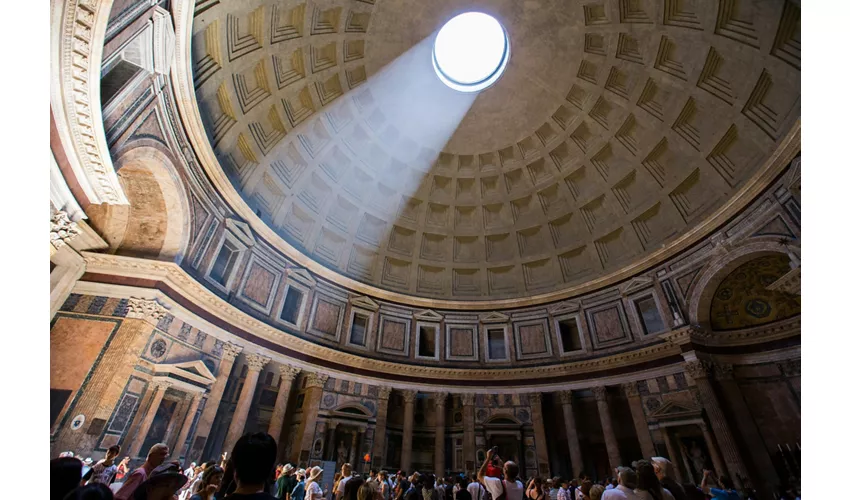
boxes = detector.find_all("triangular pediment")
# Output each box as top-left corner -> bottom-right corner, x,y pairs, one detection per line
621,276 -> 653,294
480,311 -> 509,323
549,301 -> 580,314
225,218 -> 256,247
288,268 -> 316,286
648,400 -> 701,421
414,309 -> 443,321
152,360 -> 217,388
350,295 -> 379,311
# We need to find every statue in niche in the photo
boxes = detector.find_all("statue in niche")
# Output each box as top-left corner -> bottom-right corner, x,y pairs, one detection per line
336,439 -> 349,468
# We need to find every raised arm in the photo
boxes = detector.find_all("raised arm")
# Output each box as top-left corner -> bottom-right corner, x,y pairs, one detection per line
477,448 -> 494,483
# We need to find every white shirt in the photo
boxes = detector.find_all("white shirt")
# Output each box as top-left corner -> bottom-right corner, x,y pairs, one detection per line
468,482 -> 486,500
605,485 -> 614,490
633,488 -> 675,500
482,477 -> 523,500
306,481 -> 324,500
336,475 -> 352,496
601,485 -> 640,500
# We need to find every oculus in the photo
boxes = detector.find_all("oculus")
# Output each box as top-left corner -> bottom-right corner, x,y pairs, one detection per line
432,12 -> 510,93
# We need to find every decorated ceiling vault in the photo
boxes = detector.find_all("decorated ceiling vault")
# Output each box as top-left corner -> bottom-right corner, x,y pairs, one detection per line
50,0 -> 801,492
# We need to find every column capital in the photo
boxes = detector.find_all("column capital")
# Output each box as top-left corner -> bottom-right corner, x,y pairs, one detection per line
528,393 -> 543,405
401,390 -> 418,404
50,206 -> 80,249
304,372 -> 329,389
278,364 -> 301,381
221,342 -> 243,361
778,358 -> 801,377
327,420 -> 339,430
126,298 -> 169,324
460,393 -> 476,406
377,386 -> 393,400
684,359 -> 713,380
713,363 -> 735,381
557,390 -> 574,405
622,381 -> 641,398
245,353 -> 271,372
592,386 -> 608,402
433,392 -> 449,405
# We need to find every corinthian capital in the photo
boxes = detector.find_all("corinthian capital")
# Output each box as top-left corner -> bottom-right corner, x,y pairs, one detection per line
557,390 -> 574,405
377,386 -> 393,400
278,364 -> 301,381
221,342 -> 243,362
778,358 -> 801,377
622,381 -> 641,398
245,353 -> 271,372
304,372 -> 329,389
713,363 -> 735,381
528,393 -> 543,406
433,392 -> 448,406
592,386 -> 608,402
460,393 -> 476,406
126,298 -> 169,324
684,360 -> 712,380
50,206 -> 80,249
401,390 -> 418,404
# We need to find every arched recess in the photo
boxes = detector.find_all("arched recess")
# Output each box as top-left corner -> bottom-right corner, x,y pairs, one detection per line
687,240 -> 801,330
85,145 -> 191,263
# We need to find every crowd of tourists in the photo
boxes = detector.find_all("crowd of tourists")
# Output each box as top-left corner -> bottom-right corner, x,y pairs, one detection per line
50,435 -> 801,500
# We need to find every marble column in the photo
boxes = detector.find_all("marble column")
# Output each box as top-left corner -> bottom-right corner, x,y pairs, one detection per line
401,390 -> 417,473
434,392 -> 448,478
325,421 -> 338,461
268,365 -> 301,447
660,427 -> 684,483
295,372 -> 329,465
461,393 -> 476,473
528,393 -> 551,476
699,421 -> 727,479
715,363 -> 781,492
128,381 -> 170,458
188,342 -> 242,461
350,430 -> 362,469
685,360 -> 747,490
372,387 -> 392,468
622,382 -> 655,459
163,397 -> 188,450
592,386 -> 622,471
172,392 -> 204,461
557,390 -> 583,478
222,353 -> 271,454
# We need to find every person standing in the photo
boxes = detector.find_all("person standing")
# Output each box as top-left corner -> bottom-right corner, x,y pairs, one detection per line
114,443 -> 170,500
699,470 -> 741,500
277,464 -> 298,500
650,458 -> 686,500
291,469 -> 307,500
223,432 -> 278,500
189,465 -> 224,500
633,461 -> 674,500
477,448 -> 523,500
335,465 -> 353,500
600,468 -> 639,500
305,468 -> 325,500
88,445 -> 121,485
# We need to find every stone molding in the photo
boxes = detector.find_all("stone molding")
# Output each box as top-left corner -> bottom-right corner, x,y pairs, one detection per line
662,318 -> 800,348
591,386 -> 608,402
245,353 -> 271,372
151,379 -> 174,390
278,364 -> 301,381
304,372 -> 329,389
401,390 -> 418,404
50,206 -> 81,249
766,267 -> 801,295
126,298 -> 169,324
51,0 -> 127,205
221,342 -> 243,362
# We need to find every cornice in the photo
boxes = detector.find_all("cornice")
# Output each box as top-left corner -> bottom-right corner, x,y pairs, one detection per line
661,317 -> 801,348
51,0 -> 127,206
167,0 -> 801,310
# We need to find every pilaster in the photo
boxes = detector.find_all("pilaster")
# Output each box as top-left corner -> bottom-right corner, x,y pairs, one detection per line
557,390 -> 583,478
221,353 -> 270,453
592,386 -> 621,471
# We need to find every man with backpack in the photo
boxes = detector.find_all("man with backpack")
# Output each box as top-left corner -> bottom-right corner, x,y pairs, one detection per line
476,449 -> 523,500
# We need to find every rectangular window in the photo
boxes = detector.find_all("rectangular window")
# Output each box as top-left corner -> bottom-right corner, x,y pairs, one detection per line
487,328 -> 507,360
350,313 -> 369,346
280,287 -> 304,325
636,296 -> 665,334
210,240 -> 238,286
417,325 -> 437,358
558,318 -> 582,353
100,59 -> 143,105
